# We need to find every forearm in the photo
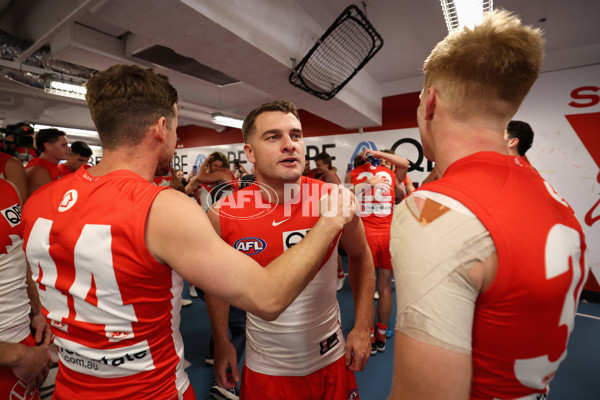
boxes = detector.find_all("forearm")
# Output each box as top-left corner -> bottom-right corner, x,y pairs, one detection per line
205,293 -> 231,344
348,252 -> 375,330
0,342 -> 23,366
25,263 -> 42,316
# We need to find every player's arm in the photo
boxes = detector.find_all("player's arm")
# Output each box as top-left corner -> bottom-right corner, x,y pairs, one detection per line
205,206 -> 240,389
339,214 -> 374,372
389,333 -> 471,400
25,166 -> 51,197
4,156 -> 28,201
363,149 -> 409,183
0,341 -> 51,394
146,187 -> 354,321
26,263 -> 51,345
388,194 -> 497,400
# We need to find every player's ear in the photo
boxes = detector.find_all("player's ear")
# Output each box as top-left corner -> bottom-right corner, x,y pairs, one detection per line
244,143 -> 255,164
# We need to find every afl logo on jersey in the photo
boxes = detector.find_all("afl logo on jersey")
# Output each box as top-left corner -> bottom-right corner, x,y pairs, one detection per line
58,189 -> 78,212
234,237 -> 267,255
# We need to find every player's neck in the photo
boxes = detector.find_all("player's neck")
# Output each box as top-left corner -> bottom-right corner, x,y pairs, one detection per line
86,147 -> 158,181
433,127 -> 507,176
255,174 -> 302,205
40,152 -> 60,165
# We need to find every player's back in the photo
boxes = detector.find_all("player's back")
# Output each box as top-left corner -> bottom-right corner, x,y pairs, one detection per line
22,168 -> 191,399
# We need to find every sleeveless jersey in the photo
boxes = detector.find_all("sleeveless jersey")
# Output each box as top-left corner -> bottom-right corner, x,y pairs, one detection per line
349,163 -> 396,232
219,176 -> 344,376
57,163 -> 91,177
21,168 -> 190,400
0,179 -> 30,343
423,152 -> 587,399
25,156 -> 62,181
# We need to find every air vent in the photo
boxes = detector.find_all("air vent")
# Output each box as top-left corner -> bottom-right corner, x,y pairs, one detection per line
133,45 -> 239,86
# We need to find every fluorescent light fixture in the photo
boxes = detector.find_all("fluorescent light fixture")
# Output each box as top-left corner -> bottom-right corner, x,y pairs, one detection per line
440,0 -> 493,32
211,113 -> 244,129
32,124 -> 98,138
44,79 -> 87,100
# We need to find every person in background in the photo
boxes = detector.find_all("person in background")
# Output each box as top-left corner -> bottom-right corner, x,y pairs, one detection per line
0,151 -> 28,202
205,100 -> 374,400
21,64 -> 353,400
314,152 -> 341,184
346,149 -> 409,355
505,120 -> 535,164
0,178 -> 52,399
389,10 -> 588,399
25,128 -> 69,195
57,141 -> 92,176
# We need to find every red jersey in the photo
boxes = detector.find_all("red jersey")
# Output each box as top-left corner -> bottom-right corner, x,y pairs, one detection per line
0,179 -> 31,344
25,156 -> 61,181
349,163 -> 396,231
21,168 -> 190,400
424,152 -> 587,399
218,176 -> 344,376
57,163 -> 91,176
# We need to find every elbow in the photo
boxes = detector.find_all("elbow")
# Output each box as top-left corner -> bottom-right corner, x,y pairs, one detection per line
253,298 -> 287,321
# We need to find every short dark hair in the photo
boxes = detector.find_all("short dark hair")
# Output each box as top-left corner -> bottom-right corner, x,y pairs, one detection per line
507,120 -> 534,156
242,100 -> 300,143
353,155 -> 365,169
70,141 -> 92,157
315,152 -> 333,169
35,128 -> 66,152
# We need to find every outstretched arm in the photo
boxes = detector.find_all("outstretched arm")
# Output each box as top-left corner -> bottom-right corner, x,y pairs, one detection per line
146,186 -> 355,320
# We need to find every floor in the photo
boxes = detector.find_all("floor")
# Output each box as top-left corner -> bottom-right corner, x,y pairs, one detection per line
180,278 -> 600,399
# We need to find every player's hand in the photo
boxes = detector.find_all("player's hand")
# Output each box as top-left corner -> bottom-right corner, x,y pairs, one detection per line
30,312 -> 52,345
11,343 -> 52,394
344,327 -> 371,372
319,186 -> 356,228
213,340 -> 240,389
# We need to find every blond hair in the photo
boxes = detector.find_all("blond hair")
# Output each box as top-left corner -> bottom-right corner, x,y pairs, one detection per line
423,10 -> 544,122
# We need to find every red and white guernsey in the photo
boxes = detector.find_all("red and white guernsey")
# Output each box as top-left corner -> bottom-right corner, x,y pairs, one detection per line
21,168 -> 190,400
0,179 -> 30,344
218,176 -> 344,376
424,152 -> 588,399
349,163 -> 396,232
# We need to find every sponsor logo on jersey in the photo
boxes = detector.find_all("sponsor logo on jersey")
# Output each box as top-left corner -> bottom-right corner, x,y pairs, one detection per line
1,202 -> 21,228
58,189 -> 78,212
234,237 -> 267,255
282,229 -> 310,250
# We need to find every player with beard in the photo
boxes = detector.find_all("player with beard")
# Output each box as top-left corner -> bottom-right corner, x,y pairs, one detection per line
205,100 -> 374,400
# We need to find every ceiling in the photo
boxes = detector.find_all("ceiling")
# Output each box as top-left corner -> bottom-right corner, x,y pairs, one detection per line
1,0 -> 599,145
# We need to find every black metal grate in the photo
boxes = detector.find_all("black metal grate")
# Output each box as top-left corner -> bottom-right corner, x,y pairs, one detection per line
289,5 -> 383,101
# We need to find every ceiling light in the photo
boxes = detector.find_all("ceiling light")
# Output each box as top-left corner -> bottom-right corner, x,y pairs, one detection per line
44,79 -> 87,100
32,124 -> 98,138
211,113 -> 244,129
440,0 -> 493,32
